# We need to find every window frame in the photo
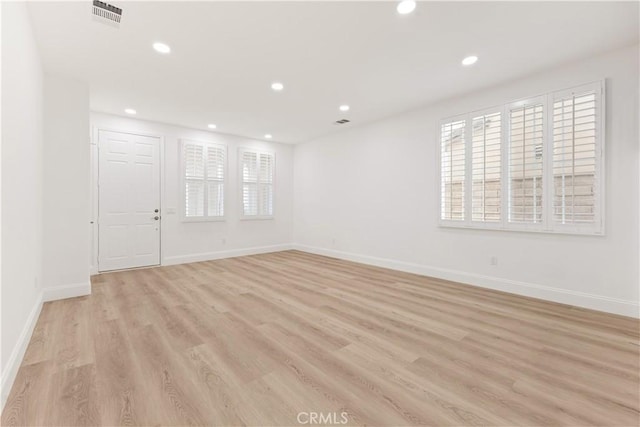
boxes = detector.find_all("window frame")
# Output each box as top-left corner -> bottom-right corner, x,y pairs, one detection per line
238,147 -> 276,220
437,80 -> 605,236
180,139 -> 227,223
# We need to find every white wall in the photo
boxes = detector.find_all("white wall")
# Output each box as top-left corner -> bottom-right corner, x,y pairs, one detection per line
43,75 -> 91,300
293,45 -> 640,317
1,1 -> 45,405
90,113 -> 294,269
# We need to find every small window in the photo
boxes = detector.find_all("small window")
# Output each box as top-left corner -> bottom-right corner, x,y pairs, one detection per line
181,140 -> 226,221
240,148 -> 274,218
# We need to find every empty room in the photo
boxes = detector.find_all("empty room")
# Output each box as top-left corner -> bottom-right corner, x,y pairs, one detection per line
1,0 -> 639,426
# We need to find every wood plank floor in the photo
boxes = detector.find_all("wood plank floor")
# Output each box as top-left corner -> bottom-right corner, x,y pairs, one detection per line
2,250 -> 639,426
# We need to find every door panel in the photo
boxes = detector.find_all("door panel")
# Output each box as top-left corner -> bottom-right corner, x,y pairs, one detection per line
98,130 -> 160,271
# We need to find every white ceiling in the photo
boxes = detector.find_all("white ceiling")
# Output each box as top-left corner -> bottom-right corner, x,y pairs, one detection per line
28,1 -> 639,144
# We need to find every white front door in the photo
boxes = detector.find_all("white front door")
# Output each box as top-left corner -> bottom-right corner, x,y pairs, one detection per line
98,130 -> 160,272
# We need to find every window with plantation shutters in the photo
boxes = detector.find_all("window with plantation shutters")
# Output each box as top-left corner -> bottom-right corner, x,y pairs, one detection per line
240,148 -> 274,218
181,140 -> 226,220
440,119 -> 466,221
438,80 -> 604,235
508,99 -> 544,225
552,83 -> 602,229
472,111 -> 502,222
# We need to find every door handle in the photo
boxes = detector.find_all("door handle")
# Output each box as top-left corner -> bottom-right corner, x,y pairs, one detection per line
153,216 -> 160,220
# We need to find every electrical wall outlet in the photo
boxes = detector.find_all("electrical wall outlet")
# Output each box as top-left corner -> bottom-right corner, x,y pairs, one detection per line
490,256 -> 498,266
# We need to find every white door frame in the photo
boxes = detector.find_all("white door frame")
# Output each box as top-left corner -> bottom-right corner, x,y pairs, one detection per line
90,126 -> 165,273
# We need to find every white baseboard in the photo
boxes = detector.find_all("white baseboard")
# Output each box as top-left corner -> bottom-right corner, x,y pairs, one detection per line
42,281 -> 92,302
293,244 -> 639,318
1,291 -> 43,410
162,243 -> 294,266
2,280 -> 92,412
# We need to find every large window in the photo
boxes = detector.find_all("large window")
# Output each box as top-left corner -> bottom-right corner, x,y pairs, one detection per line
439,81 -> 604,235
181,139 -> 226,221
240,148 -> 274,218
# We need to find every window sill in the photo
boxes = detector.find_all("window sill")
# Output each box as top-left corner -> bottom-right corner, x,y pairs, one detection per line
438,221 -> 604,237
240,216 -> 275,221
181,216 -> 227,223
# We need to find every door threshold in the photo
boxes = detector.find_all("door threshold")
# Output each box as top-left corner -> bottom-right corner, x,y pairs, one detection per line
95,263 -> 161,275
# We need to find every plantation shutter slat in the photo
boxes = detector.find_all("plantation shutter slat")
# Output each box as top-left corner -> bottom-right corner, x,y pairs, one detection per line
472,112 -> 501,222
552,89 -> 598,224
508,102 -> 544,224
440,119 -> 466,221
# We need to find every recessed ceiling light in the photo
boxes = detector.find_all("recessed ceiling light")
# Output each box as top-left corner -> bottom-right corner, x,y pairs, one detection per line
339,105 -> 350,112
153,42 -> 171,54
271,82 -> 284,91
264,134 -> 273,139
462,55 -> 478,66
208,124 -> 217,129
124,108 -> 136,115
397,0 -> 416,15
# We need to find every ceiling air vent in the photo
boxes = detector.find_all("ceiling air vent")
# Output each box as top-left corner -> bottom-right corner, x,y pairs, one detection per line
92,0 -> 122,27
335,119 -> 351,125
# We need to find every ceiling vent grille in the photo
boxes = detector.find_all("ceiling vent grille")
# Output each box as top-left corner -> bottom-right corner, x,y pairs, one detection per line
92,0 -> 122,27
335,119 -> 351,125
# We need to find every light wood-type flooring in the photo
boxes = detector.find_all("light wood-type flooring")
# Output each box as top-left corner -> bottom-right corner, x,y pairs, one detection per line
2,250 -> 639,426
